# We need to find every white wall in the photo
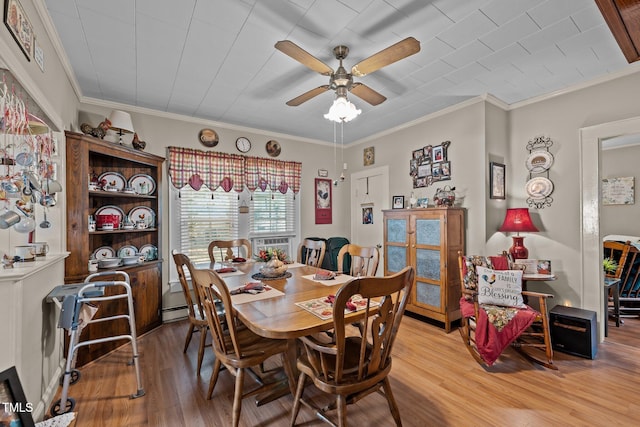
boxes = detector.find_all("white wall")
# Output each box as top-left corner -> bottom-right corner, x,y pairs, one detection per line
601,144 -> 640,237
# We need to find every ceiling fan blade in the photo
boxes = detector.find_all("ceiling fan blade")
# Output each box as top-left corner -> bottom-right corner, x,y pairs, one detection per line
275,40 -> 333,76
350,83 -> 386,106
286,85 -> 330,106
351,37 -> 420,77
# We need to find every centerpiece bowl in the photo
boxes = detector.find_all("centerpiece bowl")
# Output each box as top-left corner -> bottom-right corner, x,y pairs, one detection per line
260,258 -> 288,278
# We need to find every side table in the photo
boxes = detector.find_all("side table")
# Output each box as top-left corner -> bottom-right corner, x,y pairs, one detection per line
603,277 -> 621,337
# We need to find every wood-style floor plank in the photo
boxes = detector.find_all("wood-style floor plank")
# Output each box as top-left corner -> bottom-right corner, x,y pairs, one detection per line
48,315 -> 640,426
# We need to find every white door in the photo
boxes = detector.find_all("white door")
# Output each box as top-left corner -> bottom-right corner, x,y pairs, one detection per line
350,166 -> 389,276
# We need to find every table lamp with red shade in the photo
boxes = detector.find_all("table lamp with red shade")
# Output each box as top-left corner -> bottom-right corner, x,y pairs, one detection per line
499,208 -> 539,259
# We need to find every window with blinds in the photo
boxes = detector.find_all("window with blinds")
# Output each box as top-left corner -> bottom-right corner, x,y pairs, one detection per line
250,190 -> 296,236
176,186 -> 238,264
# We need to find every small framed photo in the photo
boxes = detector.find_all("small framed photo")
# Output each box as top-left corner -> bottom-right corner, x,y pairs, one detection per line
392,195 -> 404,209
490,161 -> 506,199
0,366 -> 35,427
317,169 -> 328,177
432,145 -> 444,162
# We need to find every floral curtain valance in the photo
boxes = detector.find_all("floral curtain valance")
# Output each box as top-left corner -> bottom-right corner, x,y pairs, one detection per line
168,146 -> 302,194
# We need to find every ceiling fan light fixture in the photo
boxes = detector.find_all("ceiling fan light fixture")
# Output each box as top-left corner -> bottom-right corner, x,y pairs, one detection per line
324,96 -> 361,123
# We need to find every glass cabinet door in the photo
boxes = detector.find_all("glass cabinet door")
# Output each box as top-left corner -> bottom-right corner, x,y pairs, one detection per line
386,217 -> 408,273
413,216 -> 443,311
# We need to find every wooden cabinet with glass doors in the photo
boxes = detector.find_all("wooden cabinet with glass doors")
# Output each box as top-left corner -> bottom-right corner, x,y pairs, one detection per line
383,208 -> 465,332
64,131 -> 164,365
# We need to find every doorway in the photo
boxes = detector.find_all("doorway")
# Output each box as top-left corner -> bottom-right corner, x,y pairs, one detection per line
350,165 -> 389,276
580,116 -> 640,340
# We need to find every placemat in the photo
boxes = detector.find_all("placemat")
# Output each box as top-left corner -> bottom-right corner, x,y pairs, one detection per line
302,273 -> 354,286
230,286 -> 285,304
296,295 -> 380,320
216,269 -> 246,277
284,262 -> 306,269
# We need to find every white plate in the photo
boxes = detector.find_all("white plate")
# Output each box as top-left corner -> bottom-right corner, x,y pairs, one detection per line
92,246 -> 116,260
98,172 -> 126,191
525,150 -> 554,173
95,205 -> 125,221
128,174 -> 156,195
128,206 -> 155,228
526,177 -> 554,200
139,244 -> 158,261
118,245 -> 139,258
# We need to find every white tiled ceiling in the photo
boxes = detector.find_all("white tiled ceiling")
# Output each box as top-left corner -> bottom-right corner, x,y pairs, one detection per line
43,0 -> 636,143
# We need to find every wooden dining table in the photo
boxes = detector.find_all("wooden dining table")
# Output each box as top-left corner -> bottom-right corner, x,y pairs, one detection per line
194,260 -> 359,397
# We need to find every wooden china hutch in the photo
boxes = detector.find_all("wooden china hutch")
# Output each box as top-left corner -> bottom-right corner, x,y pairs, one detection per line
383,207 -> 465,332
64,131 -> 164,366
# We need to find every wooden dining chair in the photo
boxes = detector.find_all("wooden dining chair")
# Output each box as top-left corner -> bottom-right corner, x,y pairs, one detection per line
207,239 -> 252,263
191,268 -> 293,427
290,266 -> 414,427
297,239 -> 326,267
171,250 -> 209,376
458,251 -> 556,370
336,244 -> 380,276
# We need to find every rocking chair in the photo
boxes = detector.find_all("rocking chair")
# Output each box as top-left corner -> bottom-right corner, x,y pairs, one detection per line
458,251 -> 556,370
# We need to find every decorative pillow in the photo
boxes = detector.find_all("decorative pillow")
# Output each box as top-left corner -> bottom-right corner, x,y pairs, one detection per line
461,255 -> 509,300
476,266 -> 526,308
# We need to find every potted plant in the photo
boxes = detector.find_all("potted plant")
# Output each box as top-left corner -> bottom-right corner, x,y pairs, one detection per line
603,257 -> 618,274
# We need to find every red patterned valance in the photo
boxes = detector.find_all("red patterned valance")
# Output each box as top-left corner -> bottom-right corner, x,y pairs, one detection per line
168,147 -> 301,194
245,156 -> 301,194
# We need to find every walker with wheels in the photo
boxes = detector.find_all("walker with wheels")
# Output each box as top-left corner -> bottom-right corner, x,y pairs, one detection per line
46,271 -> 145,416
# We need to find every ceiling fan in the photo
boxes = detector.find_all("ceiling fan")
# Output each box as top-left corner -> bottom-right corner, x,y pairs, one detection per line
274,37 -> 420,107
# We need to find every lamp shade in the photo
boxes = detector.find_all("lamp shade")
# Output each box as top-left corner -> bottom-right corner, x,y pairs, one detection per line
499,208 -> 538,259
324,96 -> 361,123
499,208 -> 539,233
107,110 -> 134,134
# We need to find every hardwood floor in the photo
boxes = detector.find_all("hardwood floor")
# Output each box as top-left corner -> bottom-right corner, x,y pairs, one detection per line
49,314 -> 640,426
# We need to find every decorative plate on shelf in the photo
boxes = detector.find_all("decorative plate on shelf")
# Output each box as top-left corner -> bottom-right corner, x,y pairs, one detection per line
98,171 -> 126,191
117,245 -> 139,258
128,206 -> 156,228
139,244 -> 158,261
95,204 -> 125,220
92,246 -> 116,260
525,177 -> 554,200
128,174 -> 156,195
525,150 -> 554,173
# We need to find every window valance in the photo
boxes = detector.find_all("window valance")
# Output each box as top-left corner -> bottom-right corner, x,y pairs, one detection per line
168,146 -> 302,194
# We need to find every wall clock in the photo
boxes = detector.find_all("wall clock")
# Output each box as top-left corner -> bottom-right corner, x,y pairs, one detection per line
199,128 -> 218,147
235,137 -> 251,153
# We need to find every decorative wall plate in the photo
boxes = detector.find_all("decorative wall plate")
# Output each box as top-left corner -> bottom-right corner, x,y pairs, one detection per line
139,244 -> 158,261
117,245 -> 139,258
128,173 -> 156,195
199,128 -> 219,147
526,150 -> 554,173
98,171 -> 126,190
266,140 -> 281,157
91,246 -> 116,260
526,177 -> 554,199
128,206 -> 156,228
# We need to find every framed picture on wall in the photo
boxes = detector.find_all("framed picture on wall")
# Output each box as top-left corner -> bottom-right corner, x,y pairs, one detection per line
0,366 -> 35,427
490,162 -> 506,199
315,178 -> 332,224
4,0 -> 34,61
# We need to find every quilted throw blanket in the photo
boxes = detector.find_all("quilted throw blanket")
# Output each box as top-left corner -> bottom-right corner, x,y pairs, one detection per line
460,297 -> 538,365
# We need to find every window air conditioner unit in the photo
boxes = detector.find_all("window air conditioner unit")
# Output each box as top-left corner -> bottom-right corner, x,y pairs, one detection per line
252,237 -> 292,258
